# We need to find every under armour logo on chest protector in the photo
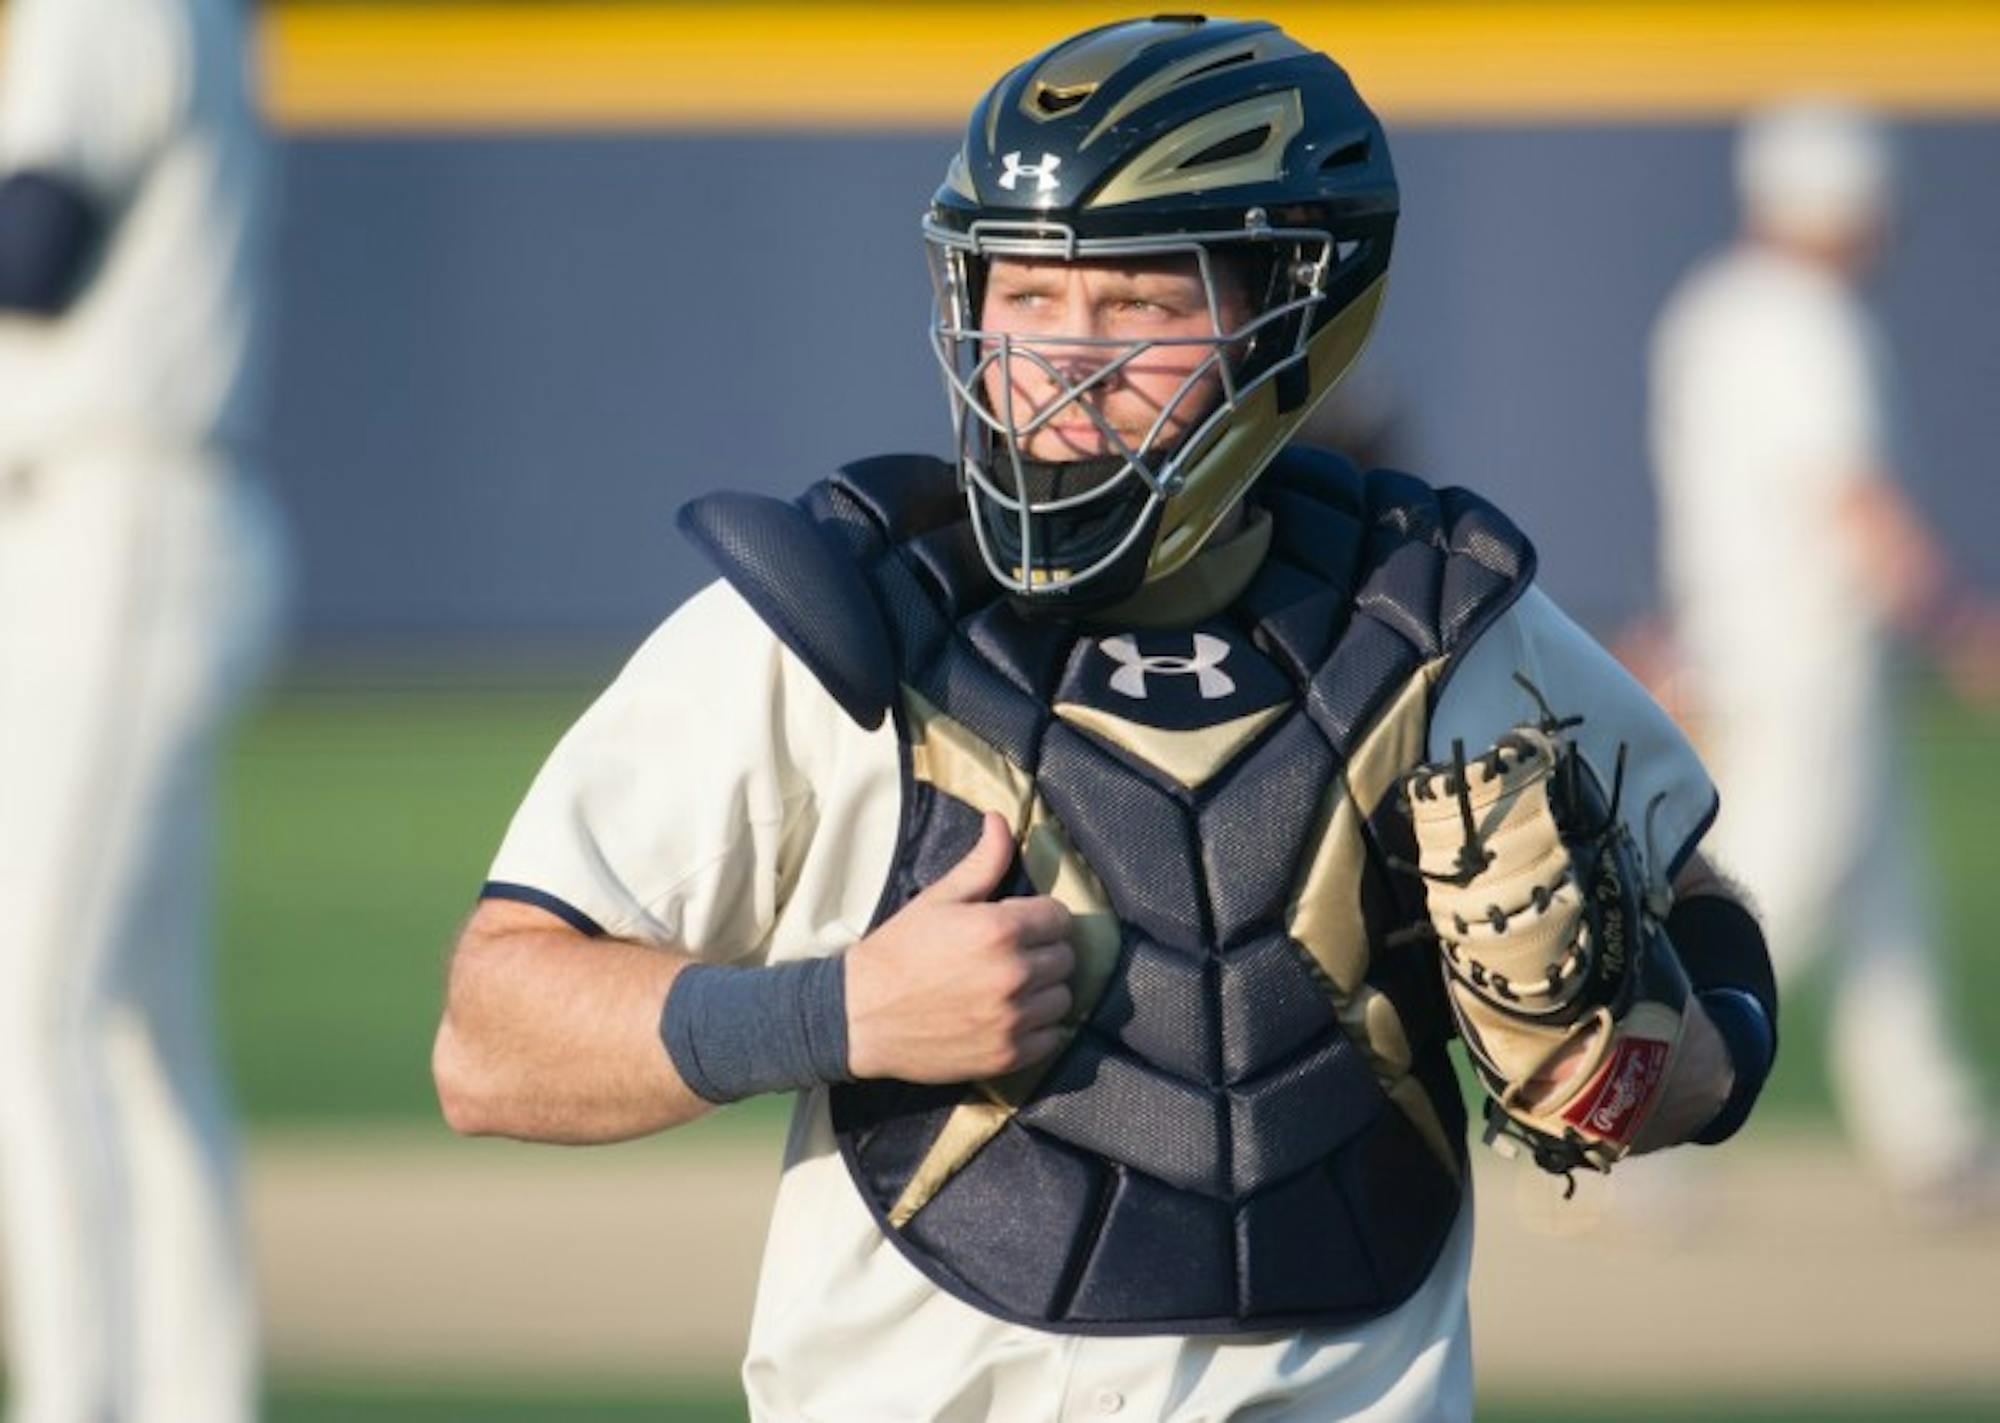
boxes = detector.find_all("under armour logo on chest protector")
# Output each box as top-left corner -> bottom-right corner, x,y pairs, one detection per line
1099,633 -> 1235,701
1064,627 -> 1296,751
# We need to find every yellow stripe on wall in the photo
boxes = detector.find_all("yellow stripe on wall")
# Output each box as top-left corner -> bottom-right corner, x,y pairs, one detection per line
0,3 -> 1920,131
254,3 -> 2000,131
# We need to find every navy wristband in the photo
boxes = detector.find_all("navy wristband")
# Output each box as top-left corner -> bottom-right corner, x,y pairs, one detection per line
659,956 -> 853,1104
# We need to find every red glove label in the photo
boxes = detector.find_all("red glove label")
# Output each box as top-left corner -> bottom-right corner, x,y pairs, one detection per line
1562,1038 -> 1670,1143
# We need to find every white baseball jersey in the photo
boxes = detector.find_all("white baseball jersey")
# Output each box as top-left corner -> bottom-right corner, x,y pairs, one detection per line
0,0 -> 271,461
488,536 -> 1714,1422
1648,243 -> 1893,709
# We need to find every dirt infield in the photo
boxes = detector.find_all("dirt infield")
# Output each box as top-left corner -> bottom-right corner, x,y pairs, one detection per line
235,1123 -> 2000,1395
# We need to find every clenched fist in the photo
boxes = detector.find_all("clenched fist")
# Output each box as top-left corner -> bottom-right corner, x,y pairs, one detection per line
845,811 -> 1077,1083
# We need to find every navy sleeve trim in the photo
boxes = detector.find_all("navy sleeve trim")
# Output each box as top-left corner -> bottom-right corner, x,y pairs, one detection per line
1664,787 -> 1722,884
478,881 -> 607,938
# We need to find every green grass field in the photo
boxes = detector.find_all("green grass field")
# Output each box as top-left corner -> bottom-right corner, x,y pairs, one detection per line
217,674 -> 2000,1129
219,680 -> 595,1124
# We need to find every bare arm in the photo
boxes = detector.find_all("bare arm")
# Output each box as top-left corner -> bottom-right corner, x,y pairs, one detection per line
1837,474 -> 2000,703
1634,955 -> 1734,1153
1621,476 -> 1998,714
432,899 -> 709,1144
1836,473 -> 1953,632
434,813 -> 1076,1146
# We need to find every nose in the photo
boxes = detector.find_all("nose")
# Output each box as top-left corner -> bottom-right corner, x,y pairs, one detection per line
1043,305 -> 1120,393
1009,317 -> 1104,395
1050,283 -> 1108,355
1044,340 -> 1102,387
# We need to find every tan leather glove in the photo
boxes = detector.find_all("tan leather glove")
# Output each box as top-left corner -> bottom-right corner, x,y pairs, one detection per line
1405,718 -> 1693,1181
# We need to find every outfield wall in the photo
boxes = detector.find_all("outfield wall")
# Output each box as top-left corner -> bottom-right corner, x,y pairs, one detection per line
266,120 -> 2000,646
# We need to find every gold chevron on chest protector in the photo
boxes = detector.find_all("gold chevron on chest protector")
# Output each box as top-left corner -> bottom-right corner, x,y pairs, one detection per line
890,687 -> 1122,1228
1051,700 -> 1290,790
1287,657 -> 1459,1177
890,659 -> 1458,1224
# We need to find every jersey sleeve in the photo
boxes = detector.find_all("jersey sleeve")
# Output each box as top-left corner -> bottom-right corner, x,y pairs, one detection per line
1429,586 -> 1719,882
0,0 -> 186,204
484,579 -> 847,961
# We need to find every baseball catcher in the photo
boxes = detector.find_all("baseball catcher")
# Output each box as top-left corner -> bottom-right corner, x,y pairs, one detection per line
438,15 -> 1780,1421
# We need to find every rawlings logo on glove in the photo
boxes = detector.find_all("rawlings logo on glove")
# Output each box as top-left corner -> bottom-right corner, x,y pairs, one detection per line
1568,1037 -> 1670,1141
1402,679 -> 1692,1186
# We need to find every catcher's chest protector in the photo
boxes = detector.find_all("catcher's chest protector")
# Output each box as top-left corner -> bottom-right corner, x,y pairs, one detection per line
682,446 -> 1536,1334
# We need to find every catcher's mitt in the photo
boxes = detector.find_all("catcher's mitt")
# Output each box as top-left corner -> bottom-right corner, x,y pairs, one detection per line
1404,686 -> 1692,1183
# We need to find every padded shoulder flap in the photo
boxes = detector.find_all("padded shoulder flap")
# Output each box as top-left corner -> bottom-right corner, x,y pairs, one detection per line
677,488 -> 897,730
826,453 -> 965,539
1263,446 -> 1534,584
1259,444 -> 1538,651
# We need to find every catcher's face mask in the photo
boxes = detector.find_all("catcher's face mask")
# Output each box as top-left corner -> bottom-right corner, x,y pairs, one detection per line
976,253 -> 1239,468
927,224 -> 1340,608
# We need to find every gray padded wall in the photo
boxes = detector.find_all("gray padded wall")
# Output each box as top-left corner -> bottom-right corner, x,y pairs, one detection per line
265,123 -> 2000,646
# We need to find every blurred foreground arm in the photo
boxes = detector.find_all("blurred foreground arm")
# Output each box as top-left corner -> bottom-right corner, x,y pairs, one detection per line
0,0 -> 184,315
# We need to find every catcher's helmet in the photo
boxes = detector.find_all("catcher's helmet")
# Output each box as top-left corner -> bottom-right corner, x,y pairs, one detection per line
927,14 -> 1397,612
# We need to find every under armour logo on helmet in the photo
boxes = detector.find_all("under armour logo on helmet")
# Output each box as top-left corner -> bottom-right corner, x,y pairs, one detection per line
998,151 -> 1063,194
1100,634 -> 1236,701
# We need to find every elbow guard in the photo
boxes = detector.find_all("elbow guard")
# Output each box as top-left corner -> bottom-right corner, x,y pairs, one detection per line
1666,893 -> 1778,1145
0,170 -> 104,315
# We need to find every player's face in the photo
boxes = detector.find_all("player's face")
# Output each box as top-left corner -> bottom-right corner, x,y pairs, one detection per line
978,254 -> 1247,463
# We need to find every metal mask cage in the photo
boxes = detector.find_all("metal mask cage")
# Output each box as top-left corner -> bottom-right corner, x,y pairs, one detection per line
923,215 -> 1343,597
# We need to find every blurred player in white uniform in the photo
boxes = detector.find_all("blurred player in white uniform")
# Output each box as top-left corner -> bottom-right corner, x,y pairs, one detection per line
0,0 -> 279,1418
1647,101 -> 1997,1205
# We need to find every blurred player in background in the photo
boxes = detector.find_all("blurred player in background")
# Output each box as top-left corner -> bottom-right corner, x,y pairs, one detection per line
0,0 -> 279,1418
1642,99 -> 2000,1212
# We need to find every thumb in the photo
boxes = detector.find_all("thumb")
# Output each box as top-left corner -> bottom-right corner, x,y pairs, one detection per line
915,811 -> 1015,905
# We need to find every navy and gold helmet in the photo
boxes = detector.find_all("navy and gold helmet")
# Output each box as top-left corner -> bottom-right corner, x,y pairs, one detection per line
926,14 -> 1398,612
